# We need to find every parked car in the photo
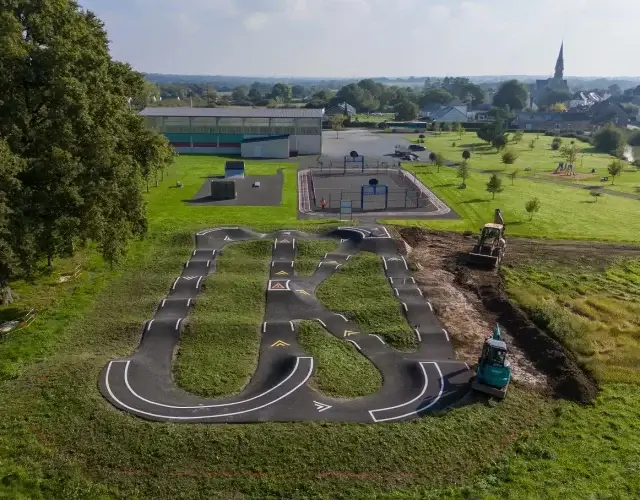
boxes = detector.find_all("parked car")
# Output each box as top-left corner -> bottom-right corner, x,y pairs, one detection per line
409,144 -> 426,151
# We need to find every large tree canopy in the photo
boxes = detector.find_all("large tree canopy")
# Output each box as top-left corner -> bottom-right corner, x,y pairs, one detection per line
492,79 -> 529,110
0,0 -> 173,301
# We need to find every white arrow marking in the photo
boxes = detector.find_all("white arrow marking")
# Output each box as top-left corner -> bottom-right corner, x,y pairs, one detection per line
182,276 -> 197,281
224,236 -> 233,241
313,401 -> 332,413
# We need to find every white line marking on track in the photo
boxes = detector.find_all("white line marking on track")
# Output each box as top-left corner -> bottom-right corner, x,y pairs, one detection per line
389,277 -> 394,284
293,239 -> 296,249
105,357 -> 314,418
347,340 -> 361,351
335,313 -> 348,321
346,255 -> 352,261
313,401 -> 332,412
427,302 -> 433,312
196,277 -> 203,289
401,256 -> 409,270
171,279 -> 179,290
394,288 -> 399,297
442,328 -> 450,341
146,320 -> 154,332
262,322 -> 267,333
368,362 -> 444,422
196,227 -> 239,236
464,362 -> 469,370
414,328 -> 422,342
185,261 -> 189,268
370,334 -> 386,345
187,298 -> 192,307
403,303 -> 408,312
161,299 -> 166,308
336,264 -> 342,270
175,318 -> 182,331
417,288 -> 423,297
317,263 -> 321,268
273,240 -> 277,249
289,321 -> 295,331
323,253 -> 328,259
206,260 -> 211,267
192,250 -> 196,256
315,318 -> 327,328
382,256 -> 388,270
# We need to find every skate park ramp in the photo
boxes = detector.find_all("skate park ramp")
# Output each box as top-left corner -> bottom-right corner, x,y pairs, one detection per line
189,169 -> 284,206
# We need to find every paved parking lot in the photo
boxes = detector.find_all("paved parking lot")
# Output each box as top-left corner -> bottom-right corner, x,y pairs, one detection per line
321,129 -> 426,162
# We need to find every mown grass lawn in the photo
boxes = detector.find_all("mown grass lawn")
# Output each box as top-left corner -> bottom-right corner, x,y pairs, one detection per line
1,153 -> 639,499
385,158 -> 640,243
413,131 -> 640,196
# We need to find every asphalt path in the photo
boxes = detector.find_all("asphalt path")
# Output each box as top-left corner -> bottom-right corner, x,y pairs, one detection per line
99,225 -> 472,423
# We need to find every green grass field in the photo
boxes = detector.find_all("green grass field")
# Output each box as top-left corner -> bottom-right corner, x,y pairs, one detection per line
414,131 -> 640,195
389,134 -> 640,243
1,154 -> 639,498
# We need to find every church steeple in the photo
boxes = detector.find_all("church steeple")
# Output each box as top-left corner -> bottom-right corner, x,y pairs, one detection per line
554,41 -> 564,79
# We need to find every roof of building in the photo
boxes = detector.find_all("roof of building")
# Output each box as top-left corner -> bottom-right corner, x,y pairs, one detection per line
139,107 -> 324,118
516,111 -> 590,122
242,134 -> 290,143
431,106 -> 467,120
325,102 -> 357,115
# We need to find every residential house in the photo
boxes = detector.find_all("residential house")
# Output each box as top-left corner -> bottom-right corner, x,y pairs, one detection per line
589,101 -> 630,127
419,103 -> 444,119
324,102 -> 356,120
430,104 -> 468,123
513,111 -> 591,133
467,103 -> 492,122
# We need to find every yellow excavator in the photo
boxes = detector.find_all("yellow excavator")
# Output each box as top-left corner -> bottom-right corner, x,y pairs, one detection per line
467,209 -> 506,269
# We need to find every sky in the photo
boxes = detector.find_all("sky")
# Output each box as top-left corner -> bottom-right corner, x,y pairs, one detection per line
80,0 -> 640,78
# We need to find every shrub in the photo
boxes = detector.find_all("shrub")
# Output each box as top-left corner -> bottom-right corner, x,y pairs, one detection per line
551,137 -> 562,150
462,150 -> 471,160
593,124 -> 626,155
501,149 -> 519,165
492,134 -> 508,150
627,129 -> 640,146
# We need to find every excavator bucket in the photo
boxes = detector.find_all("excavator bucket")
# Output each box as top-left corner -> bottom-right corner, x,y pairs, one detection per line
467,252 -> 499,268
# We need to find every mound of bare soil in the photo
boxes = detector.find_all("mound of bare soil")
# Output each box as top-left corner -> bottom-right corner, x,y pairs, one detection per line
397,227 -> 600,404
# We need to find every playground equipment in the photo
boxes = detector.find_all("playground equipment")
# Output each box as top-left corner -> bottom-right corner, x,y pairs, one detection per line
467,223 -> 505,269
472,324 -> 511,399
360,179 -> 389,209
553,162 -> 575,176
225,160 -> 245,178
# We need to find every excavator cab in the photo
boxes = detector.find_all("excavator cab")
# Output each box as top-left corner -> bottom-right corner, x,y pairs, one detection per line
467,223 -> 505,268
472,325 -> 511,399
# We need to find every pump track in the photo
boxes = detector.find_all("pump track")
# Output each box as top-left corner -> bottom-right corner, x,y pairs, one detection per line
99,225 -> 473,423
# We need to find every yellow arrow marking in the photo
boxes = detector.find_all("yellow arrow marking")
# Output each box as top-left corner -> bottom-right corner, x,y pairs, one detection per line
271,340 -> 290,347
296,289 -> 312,296
343,330 -> 359,337
275,270 -> 289,276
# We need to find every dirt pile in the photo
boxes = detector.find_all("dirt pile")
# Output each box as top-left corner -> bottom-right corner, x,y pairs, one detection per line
397,227 -> 601,404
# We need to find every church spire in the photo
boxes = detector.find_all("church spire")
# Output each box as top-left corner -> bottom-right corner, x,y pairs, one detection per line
554,41 -> 564,79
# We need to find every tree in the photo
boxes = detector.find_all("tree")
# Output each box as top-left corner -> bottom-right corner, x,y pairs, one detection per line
0,141 -> 23,304
502,150 -> 519,165
457,160 -> 470,186
607,159 -> 624,185
418,134 -> 425,143
433,153 -> 445,173
270,83 -> 292,102
462,150 -> 471,161
551,137 -> 562,150
593,124 -> 626,155
525,197 -> 541,220
455,122 -> 465,139
507,169 -> 519,185
492,135 -> 508,151
513,130 -> 524,143
529,139 -> 536,150
492,79 -> 529,110
419,88 -> 454,107
477,122 -> 503,143
232,85 -> 249,102
394,100 -> 418,121
559,143 -> 580,165
0,0 -> 172,271
291,85 -> 306,99
486,174 -> 504,199
539,89 -> 572,107
432,122 -> 441,135
550,103 -> 568,112
590,190 -> 603,202
429,152 -> 437,163
330,115 -> 346,138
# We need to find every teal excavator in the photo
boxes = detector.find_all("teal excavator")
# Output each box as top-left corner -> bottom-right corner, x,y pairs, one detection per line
472,324 -> 511,399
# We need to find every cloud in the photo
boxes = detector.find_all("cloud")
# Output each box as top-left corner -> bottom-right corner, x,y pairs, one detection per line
243,12 -> 269,31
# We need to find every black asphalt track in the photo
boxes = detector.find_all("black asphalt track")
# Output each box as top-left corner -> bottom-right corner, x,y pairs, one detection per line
189,171 -> 283,206
99,225 -> 473,423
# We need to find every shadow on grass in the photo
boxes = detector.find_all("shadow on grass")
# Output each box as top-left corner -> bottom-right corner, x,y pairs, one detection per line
435,183 -> 458,188
0,307 -> 25,323
461,198 -> 491,204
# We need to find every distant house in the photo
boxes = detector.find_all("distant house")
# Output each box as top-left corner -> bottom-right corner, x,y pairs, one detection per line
467,104 -> 492,122
513,111 -> 591,132
324,102 -> 356,119
430,105 -> 468,123
589,101 -> 630,127
419,103 -> 444,119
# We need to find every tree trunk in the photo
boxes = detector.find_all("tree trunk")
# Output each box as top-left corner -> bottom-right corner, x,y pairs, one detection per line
47,254 -> 53,267
0,284 -> 13,305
